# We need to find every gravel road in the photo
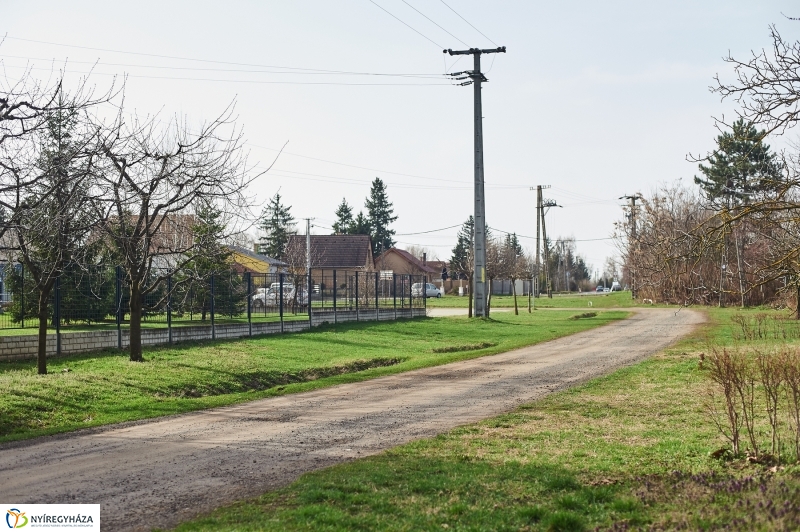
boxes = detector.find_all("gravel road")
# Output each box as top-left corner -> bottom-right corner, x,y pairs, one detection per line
0,308 -> 703,531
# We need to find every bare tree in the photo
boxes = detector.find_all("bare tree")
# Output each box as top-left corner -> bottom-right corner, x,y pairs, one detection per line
8,97 -> 103,374
714,24 -> 800,137
94,106 -> 257,361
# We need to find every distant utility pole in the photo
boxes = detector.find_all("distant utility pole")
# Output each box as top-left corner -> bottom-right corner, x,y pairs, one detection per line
540,197 -> 561,298
619,195 -> 640,299
445,46 -> 506,318
302,218 -> 314,275
531,185 -> 551,298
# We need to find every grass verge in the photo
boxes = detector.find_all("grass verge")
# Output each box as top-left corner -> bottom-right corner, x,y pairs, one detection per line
171,307 -> 800,531
428,291 -> 646,309
0,310 -> 624,443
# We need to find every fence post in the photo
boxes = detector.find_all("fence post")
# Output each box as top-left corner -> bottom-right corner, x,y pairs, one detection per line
333,270 -> 337,325
308,272 -> 312,328
393,273 -> 397,320
167,272 -> 173,344
355,271 -> 359,322
424,275 -> 428,316
374,272 -> 379,321
246,272 -> 252,337
210,274 -> 216,340
55,274 -> 61,356
279,272 -> 284,333
116,265 -> 122,349
20,263 -> 24,329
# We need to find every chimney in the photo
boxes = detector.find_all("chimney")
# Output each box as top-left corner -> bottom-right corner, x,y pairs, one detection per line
422,252 -> 427,266
254,243 -> 259,254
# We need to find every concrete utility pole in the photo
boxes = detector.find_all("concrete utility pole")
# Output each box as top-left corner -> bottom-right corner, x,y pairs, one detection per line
303,218 -> 314,275
619,195 -> 640,299
445,46 -> 506,318
531,185 -> 550,298
540,198 -> 561,298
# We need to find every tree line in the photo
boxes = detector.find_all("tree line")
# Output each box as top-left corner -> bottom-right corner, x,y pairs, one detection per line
1,75 -> 255,373
619,23 -> 800,316
257,177 -> 397,261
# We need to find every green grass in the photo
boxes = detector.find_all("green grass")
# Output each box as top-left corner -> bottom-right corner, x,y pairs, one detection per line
428,290 -> 646,309
171,307 -> 800,531
0,310 -> 624,443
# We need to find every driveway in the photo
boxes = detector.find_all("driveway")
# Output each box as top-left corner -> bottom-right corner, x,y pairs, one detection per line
0,308 -> 704,531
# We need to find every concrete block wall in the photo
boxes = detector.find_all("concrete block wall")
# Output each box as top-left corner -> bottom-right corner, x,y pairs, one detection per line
0,307 -> 426,362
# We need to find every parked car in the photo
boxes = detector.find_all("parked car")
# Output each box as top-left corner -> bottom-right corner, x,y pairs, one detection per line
252,285 -> 307,308
411,282 -> 442,298
595,286 -> 604,292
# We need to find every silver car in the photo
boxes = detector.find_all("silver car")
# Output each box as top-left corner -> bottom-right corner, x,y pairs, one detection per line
411,282 -> 442,298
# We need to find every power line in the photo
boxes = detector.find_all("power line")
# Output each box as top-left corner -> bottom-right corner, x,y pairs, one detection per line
0,53 -> 445,78
0,63 -> 450,86
395,224 -> 462,235
439,0 -> 499,46
247,142 -> 527,188
368,0 -> 445,49
400,0 -> 469,47
3,35 -> 444,76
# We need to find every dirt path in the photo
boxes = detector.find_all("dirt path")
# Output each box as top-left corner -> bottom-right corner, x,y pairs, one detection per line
0,308 -> 704,531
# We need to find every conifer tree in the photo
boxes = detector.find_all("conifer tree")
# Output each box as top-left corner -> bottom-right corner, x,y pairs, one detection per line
350,211 -> 371,236
332,198 -> 354,234
365,177 -> 397,255
695,118 -> 783,204
258,193 -> 295,260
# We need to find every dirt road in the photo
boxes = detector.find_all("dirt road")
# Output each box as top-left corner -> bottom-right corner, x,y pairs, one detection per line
0,308 -> 703,531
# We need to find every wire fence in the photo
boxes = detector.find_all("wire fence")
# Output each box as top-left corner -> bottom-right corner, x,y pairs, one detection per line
0,263 -> 428,334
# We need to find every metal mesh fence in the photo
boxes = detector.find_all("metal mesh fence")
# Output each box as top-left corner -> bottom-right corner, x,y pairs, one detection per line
0,263 -> 427,333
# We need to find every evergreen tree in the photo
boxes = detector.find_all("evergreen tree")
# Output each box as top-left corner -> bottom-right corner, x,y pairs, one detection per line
257,193 -> 295,260
504,233 -> 523,256
179,201 -> 244,320
450,216 -> 474,281
350,211 -> 372,236
365,178 -> 397,255
332,198 -> 354,234
695,118 -> 783,204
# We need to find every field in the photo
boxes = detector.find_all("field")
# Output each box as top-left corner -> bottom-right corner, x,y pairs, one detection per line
0,309 -> 624,443
171,307 -> 800,531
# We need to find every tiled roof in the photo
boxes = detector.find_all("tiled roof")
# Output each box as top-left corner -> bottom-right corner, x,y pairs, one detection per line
286,234 -> 372,269
376,248 -> 437,274
227,245 -> 287,266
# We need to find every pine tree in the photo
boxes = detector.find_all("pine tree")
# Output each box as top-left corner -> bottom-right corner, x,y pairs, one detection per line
350,211 -> 371,236
365,178 -> 397,255
258,193 -> 295,260
695,118 -> 783,204
332,198 -> 354,234
450,216 -> 475,317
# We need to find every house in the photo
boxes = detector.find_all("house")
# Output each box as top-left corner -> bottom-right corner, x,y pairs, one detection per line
373,247 -> 438,277
227,245 -> 287,275
284,234 -> 374,273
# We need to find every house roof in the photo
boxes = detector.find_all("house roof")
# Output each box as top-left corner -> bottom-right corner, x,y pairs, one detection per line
375,248 -> 437,274
285,234 -> 373,269
227,245 -> 287,272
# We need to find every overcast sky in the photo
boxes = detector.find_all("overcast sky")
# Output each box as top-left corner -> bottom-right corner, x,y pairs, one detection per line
3,1 -> 799,275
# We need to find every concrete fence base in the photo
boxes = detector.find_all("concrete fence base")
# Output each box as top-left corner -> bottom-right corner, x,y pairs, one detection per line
0,308 -> 427,362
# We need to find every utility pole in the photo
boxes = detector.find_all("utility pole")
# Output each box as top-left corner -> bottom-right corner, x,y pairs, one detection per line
302,217 -> 315,274
540,198 -> 561,298
619,195 -> 640,299
531,185 -> 550,298
446,46 -> 506,318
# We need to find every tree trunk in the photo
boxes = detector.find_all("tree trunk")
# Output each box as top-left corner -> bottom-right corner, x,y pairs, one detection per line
37,289 -> 50,375
796,284 -> 800,320
468,277 -> 473,319
129,282 -> 144,362
512,278 -> 519,315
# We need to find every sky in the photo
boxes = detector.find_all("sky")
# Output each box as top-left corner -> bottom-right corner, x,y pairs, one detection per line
2,1 -> 799,277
